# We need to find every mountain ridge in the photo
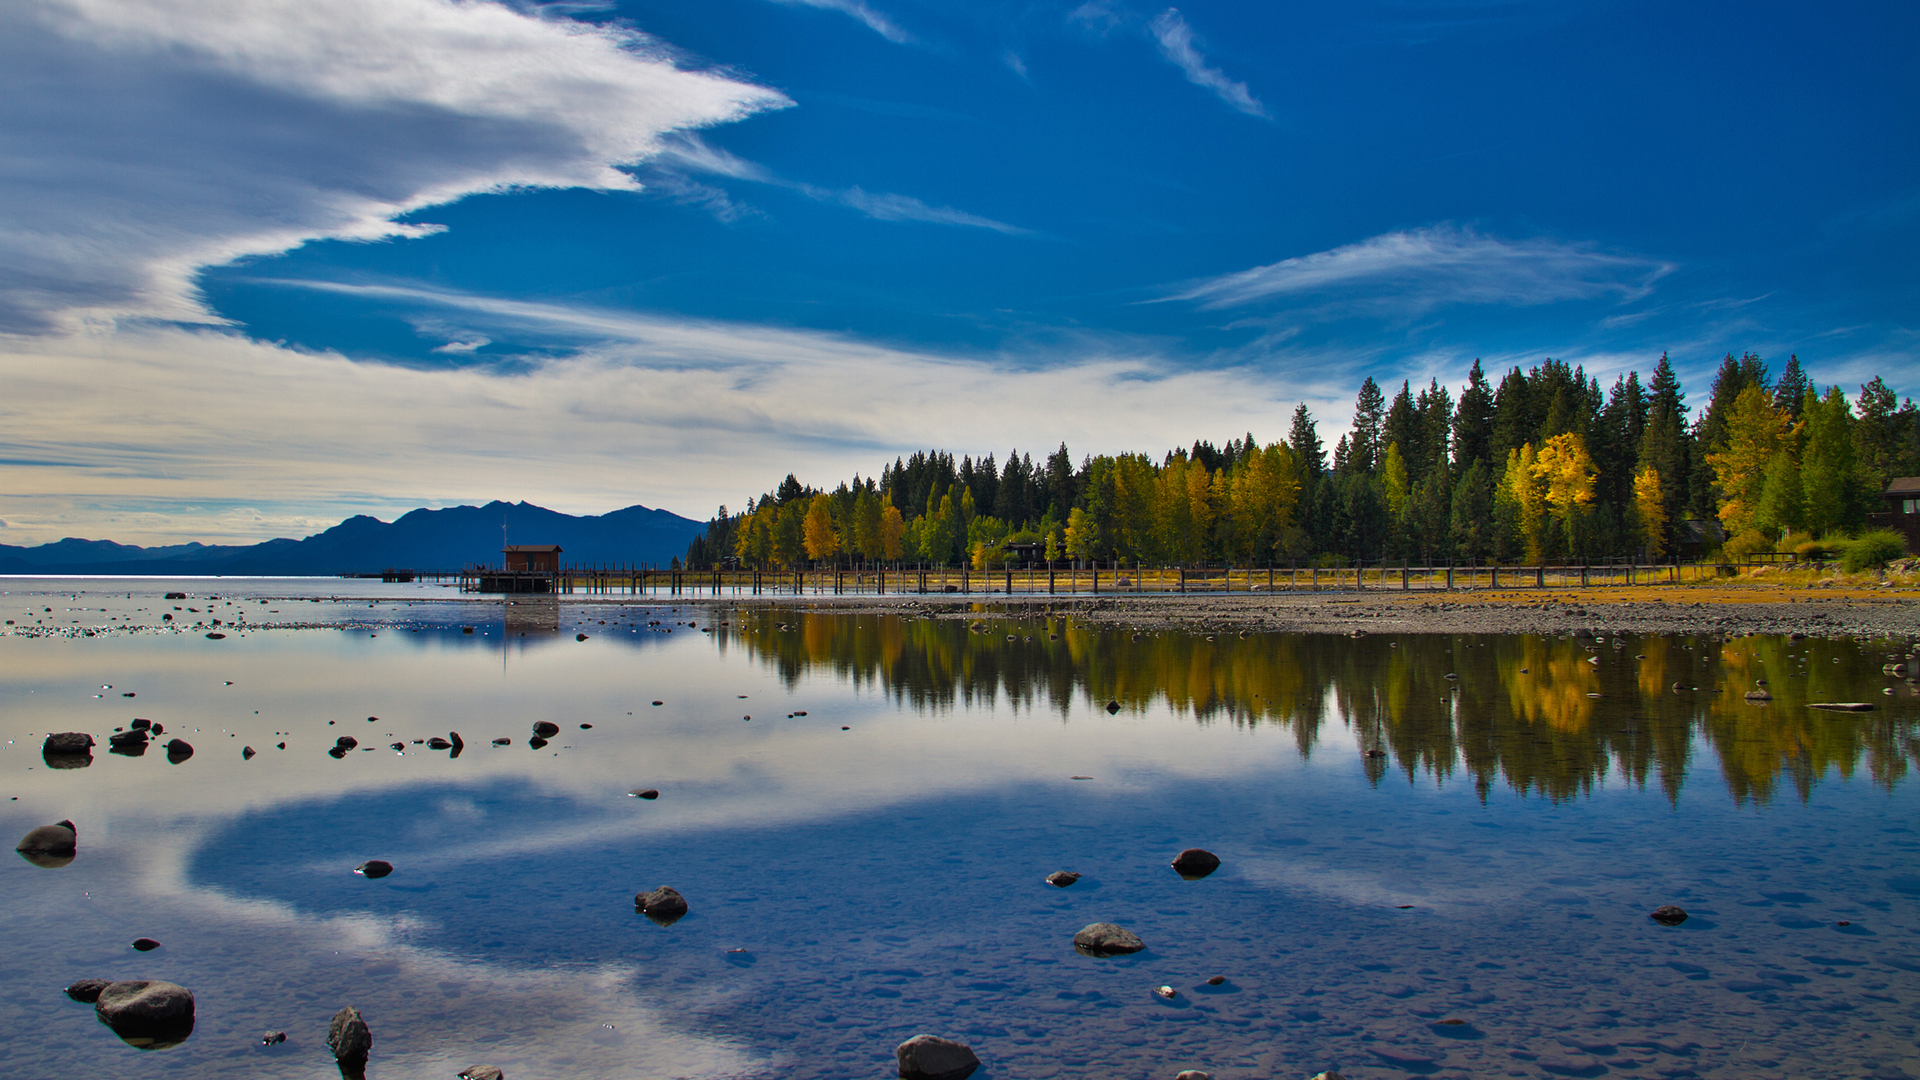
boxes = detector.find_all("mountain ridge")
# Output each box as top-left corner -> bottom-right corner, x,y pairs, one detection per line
0,500 -> 702,575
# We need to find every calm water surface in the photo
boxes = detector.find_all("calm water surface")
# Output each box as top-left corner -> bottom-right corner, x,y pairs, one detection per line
2,579 -> 1917,1080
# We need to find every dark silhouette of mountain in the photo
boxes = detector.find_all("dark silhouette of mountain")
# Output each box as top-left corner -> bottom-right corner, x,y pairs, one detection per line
0,501 -> 702,575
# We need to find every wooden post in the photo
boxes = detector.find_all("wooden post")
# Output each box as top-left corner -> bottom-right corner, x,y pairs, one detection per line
1049,567 -> 1056,595
1092,567 -> 1099,594
1402,561 -> 1409,590
1179,567 -> 1187,593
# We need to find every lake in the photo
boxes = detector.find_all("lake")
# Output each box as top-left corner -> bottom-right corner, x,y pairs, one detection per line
2,578 -> 1917,1079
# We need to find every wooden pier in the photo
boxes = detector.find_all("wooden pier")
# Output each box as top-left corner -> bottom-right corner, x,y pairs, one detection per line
450,559 -> 1734,597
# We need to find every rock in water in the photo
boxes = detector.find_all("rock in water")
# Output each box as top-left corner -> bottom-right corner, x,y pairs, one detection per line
532,721 -> 561,738
1045,871 -> 1081,888
1073,923 -> 1146,956
459,1068 -> 505,1080
260,1030 -> 287,1046
42,732 -> 95,769
1175,1072 -> 1214,1080
64,978 -> 110,1003
1308,1073 -> 1348,1080
636,885 -> 689,926
1171,848 -> 1221,880
164,739 -> 193,763
355,860 -> 394,879
327,1005 -> 373,1064
1743,689 -> 1773,702
628,788 -> 660,800
426,737 -> 452,750
242,746 -> 256,760
17,820 -> 77,868
95,980 -> 195,1048
131,938 -> 161,952
1649,904 -> 1689,926
1105,700 -> 1121,714
895,1034 -> 980,1080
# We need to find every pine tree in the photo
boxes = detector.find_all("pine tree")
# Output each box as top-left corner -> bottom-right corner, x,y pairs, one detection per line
1453,359 -> 1495,471
1349,378 -> 1386,474
1288,404 -> 1325,478
1773,354 -> 1809,423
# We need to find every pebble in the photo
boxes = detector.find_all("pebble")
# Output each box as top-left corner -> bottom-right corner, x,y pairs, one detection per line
532,721 -> 560,738
355,860 -> 394,879
131,937 -> 161,951
1045,871 -> 1081,888
629,789 -> 660,800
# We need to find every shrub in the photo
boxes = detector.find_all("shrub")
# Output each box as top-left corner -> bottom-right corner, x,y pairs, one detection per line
1723,530 -> 1775,563
1794,537 -> 1847,562
1841,530 -> 1907,573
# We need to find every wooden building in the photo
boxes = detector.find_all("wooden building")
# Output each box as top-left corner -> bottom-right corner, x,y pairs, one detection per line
502,545 -> 563,573
1873,478 -> 1920,550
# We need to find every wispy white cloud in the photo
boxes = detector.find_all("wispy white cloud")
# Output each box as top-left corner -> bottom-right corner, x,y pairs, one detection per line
1148,8 -> 1268,119
765,0 -> 912,44
648,134 -> 1030,234
0,0 -> 789,334
1170,225 -> 1674,312
0,291 -> 1314,543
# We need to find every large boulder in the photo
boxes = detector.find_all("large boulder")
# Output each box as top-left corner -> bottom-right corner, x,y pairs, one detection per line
327,1005 -> 373,1064
1170,848 -> 1220,880
94,980 -> 195,1048
1073,922 -> 1146,956
16,820 -> 77,868
42,732 -> 94,769
636,885 -> 688,927
895,1034 -> 980,1080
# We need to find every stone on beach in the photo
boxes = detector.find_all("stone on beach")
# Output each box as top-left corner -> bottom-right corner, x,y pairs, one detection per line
1171,847 -> 1221,879
895,1034 -> 980,1080
1073,922 -> 1145,956
636,885 -> 689,926
327,1005 -> 373,1064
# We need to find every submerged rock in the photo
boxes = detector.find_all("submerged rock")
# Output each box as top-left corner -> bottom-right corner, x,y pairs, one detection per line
327,1005 -> 372,1064
17,820 -> 77,867
895,1034 -> 980,1080
1649,904 -> 1689,926
636,885 -> 689,926
95,980 -> 195,1048
1171,848 -> 1221,880
65,978 -> 110,1003
1073,922 -> 1145,956
1045,871 -> 1081,888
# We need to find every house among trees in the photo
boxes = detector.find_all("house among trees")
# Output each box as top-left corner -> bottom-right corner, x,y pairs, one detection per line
1877,478 -> 1920,549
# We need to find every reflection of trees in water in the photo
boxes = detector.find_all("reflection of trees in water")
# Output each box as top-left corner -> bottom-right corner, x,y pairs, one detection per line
728,611 -> 1919,806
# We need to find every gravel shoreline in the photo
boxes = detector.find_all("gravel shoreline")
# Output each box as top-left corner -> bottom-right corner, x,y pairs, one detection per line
686,589 -> 1920,640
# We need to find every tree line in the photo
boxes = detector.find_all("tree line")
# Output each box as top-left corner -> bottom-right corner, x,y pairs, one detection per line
684,352 -> 1919,569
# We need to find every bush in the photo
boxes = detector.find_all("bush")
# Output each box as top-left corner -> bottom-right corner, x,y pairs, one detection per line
1841,530 -> 1907,573
1722,530 -> 1775,563
1794,537 -> 1847,562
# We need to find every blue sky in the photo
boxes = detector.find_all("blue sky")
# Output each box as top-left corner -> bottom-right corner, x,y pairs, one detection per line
2,0 -> 1916,543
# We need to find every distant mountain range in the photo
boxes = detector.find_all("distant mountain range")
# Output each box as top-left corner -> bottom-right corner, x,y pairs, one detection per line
0,501 -> 703,576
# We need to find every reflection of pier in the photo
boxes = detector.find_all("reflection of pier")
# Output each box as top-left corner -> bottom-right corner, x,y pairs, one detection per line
504,600 -> 560,636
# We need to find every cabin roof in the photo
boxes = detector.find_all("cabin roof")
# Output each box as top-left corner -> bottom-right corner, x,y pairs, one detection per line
1884,477 -> 1920,497
502,544 -> 563,553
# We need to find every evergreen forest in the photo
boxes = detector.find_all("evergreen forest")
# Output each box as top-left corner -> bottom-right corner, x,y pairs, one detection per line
684,353 -> 1920,570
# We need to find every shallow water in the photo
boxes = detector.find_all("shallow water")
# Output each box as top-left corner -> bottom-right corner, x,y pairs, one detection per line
2,578 -> 1917,1080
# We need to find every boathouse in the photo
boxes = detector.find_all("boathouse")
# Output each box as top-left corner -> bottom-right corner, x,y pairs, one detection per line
502,545 -> 563,573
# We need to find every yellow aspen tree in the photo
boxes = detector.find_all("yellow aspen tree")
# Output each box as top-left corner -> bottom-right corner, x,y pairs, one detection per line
1530,432 -> 1597,550
802,493 -> 840,562
1504,444 -> 1548,563
1706,385 -> 1793,536
1186,458 -> 1215,561
1632,465 -> 1666,560
879,504 -> 905,561
1380,442 -> 1410,517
